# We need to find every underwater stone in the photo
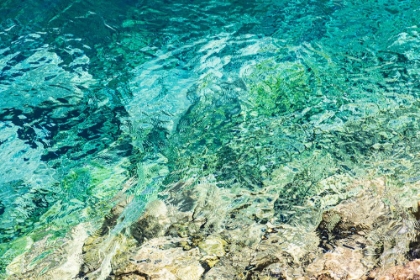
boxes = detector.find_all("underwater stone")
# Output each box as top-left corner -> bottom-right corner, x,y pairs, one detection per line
263,263 -> 285,279
306,246 -> 367,279
116,237 -> 205,280
130,199 -> 170,243
5,223 -> 91,280
198,235 -> 227,257
204,246 -> 256,280
70,176 -> 420,279
367,259 -> 420,280
117,275 -> 147,280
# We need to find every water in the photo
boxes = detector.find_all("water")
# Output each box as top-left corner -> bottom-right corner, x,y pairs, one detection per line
1,0 -> 420,278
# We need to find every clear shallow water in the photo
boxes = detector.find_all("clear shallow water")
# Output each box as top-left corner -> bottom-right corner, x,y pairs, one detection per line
1,0 -> 420,277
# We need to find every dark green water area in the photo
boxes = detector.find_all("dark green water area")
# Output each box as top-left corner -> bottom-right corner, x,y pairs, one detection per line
1,0 -> 420,279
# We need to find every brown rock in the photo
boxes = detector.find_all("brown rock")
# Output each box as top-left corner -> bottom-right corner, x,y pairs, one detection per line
306,246 -> 367,280
372,259 -> 420,280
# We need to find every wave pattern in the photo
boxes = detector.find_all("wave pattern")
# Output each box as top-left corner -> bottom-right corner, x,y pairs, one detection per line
1,0 -> 420,278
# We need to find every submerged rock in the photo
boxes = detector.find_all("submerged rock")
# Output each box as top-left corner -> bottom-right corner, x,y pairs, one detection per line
198,235 -> 227,257
5,223 -> 90,280
130,199 -> 171,243
306,246 -> 367,279
74,176 -> 419,280
367,259 -> 420,280
78,197 -> 138,280
114,237 -> 205,280
11,175 -> 417,280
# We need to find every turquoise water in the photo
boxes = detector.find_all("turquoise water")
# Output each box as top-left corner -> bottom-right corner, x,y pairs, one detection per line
1,0 -> 420,277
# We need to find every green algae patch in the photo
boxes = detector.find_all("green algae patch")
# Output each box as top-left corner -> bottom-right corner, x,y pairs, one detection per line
245,60 -> 314,116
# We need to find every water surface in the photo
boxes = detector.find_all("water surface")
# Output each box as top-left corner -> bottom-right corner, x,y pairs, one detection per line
1,0 -> 420,277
